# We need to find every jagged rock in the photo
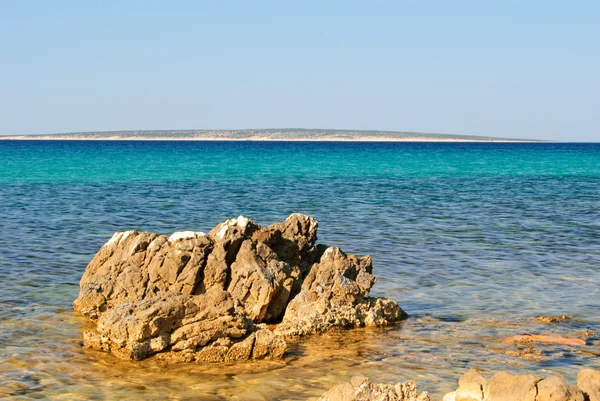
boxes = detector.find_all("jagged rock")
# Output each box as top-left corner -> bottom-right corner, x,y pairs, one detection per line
202,216 -> 260,293
83,290 -> 285,362
251,213 -> 318,267
317,376 -> 430,401
83,291 -> 246,359
274,247 -> 406,337
226,240 -> 299,323
75,214 -> 405,362
537,376 -> 584,401
73,230 -> 212,318
577,369 -> 600,401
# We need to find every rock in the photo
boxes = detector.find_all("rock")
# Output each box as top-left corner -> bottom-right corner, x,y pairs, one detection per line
317,376 -> 429,401
274,247 -> 406,337
73,230 -> 212,318
446,369 -> 595,401
537,376 -> 584,401
83,290 -> 285,362
202,216 -> 259,293
251,213 -> 318,266
455,368 -> 487,401
250,326 -> 287,359
226,240 -> 299,323
501,335 -> 586,347
537,315 -> 571,324
75,214 -> 405,362
84,291 -> 248,360
484,372 -> 539,401
577,369 -> 600,401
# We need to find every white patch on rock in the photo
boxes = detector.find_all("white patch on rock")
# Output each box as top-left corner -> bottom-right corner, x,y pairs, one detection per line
309,218 -> 318,233
168,231 -> 203,242
104,232 -> 123,247
288,212 -> 305,221
217,223 -> 230,239
236,215 -> 249,227
119,230 -> 135,244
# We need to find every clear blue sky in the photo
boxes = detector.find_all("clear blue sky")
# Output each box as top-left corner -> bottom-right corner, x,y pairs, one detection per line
1,1 -> 598,141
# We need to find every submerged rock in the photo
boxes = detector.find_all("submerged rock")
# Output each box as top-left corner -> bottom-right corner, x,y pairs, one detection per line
501,334 -> 586,347
74,214 -> 405,362
318,376 -> 430,401
536,315 -> 571,324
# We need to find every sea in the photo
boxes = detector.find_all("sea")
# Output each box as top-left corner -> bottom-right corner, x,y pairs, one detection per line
0,140 -> 599,400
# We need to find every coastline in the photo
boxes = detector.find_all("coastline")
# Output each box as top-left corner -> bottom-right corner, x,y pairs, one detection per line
0,135 -> 540,142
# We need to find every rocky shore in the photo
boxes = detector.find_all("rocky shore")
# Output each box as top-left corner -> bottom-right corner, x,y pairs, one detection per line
74,214 -> 405,362
317,368 -> 600,401
441,368 -> 600,401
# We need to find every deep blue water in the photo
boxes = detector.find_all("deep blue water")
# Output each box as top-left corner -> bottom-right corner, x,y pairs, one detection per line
1,140 -> 599,399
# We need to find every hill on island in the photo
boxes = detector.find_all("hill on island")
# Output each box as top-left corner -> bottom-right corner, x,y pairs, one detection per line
1,129 -> 538,142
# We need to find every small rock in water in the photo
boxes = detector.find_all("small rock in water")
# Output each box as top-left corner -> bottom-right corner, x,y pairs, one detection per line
317,376 -> 429,401
536,315 -> 571,324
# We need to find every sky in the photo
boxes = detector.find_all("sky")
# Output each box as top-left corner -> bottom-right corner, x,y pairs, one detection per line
0,1 -> 598,141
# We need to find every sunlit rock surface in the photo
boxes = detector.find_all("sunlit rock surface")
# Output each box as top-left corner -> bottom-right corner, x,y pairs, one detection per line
74,214 -> 405,362
275,246 -> 406,337
444,368 -> 595,401
318,376 -> 430,401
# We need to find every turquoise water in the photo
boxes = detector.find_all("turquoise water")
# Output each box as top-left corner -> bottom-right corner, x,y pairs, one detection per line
1,141 -> 599,399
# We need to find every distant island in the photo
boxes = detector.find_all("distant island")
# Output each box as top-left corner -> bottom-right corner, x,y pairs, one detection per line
0,129 -> 539,142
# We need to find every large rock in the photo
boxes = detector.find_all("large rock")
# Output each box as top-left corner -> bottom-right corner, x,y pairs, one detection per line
317,376 -> 430,401
75,214 -> 406,362
275,247 -> 406,337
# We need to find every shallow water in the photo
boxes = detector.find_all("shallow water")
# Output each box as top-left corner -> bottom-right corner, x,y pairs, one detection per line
1,141 -> 599,399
